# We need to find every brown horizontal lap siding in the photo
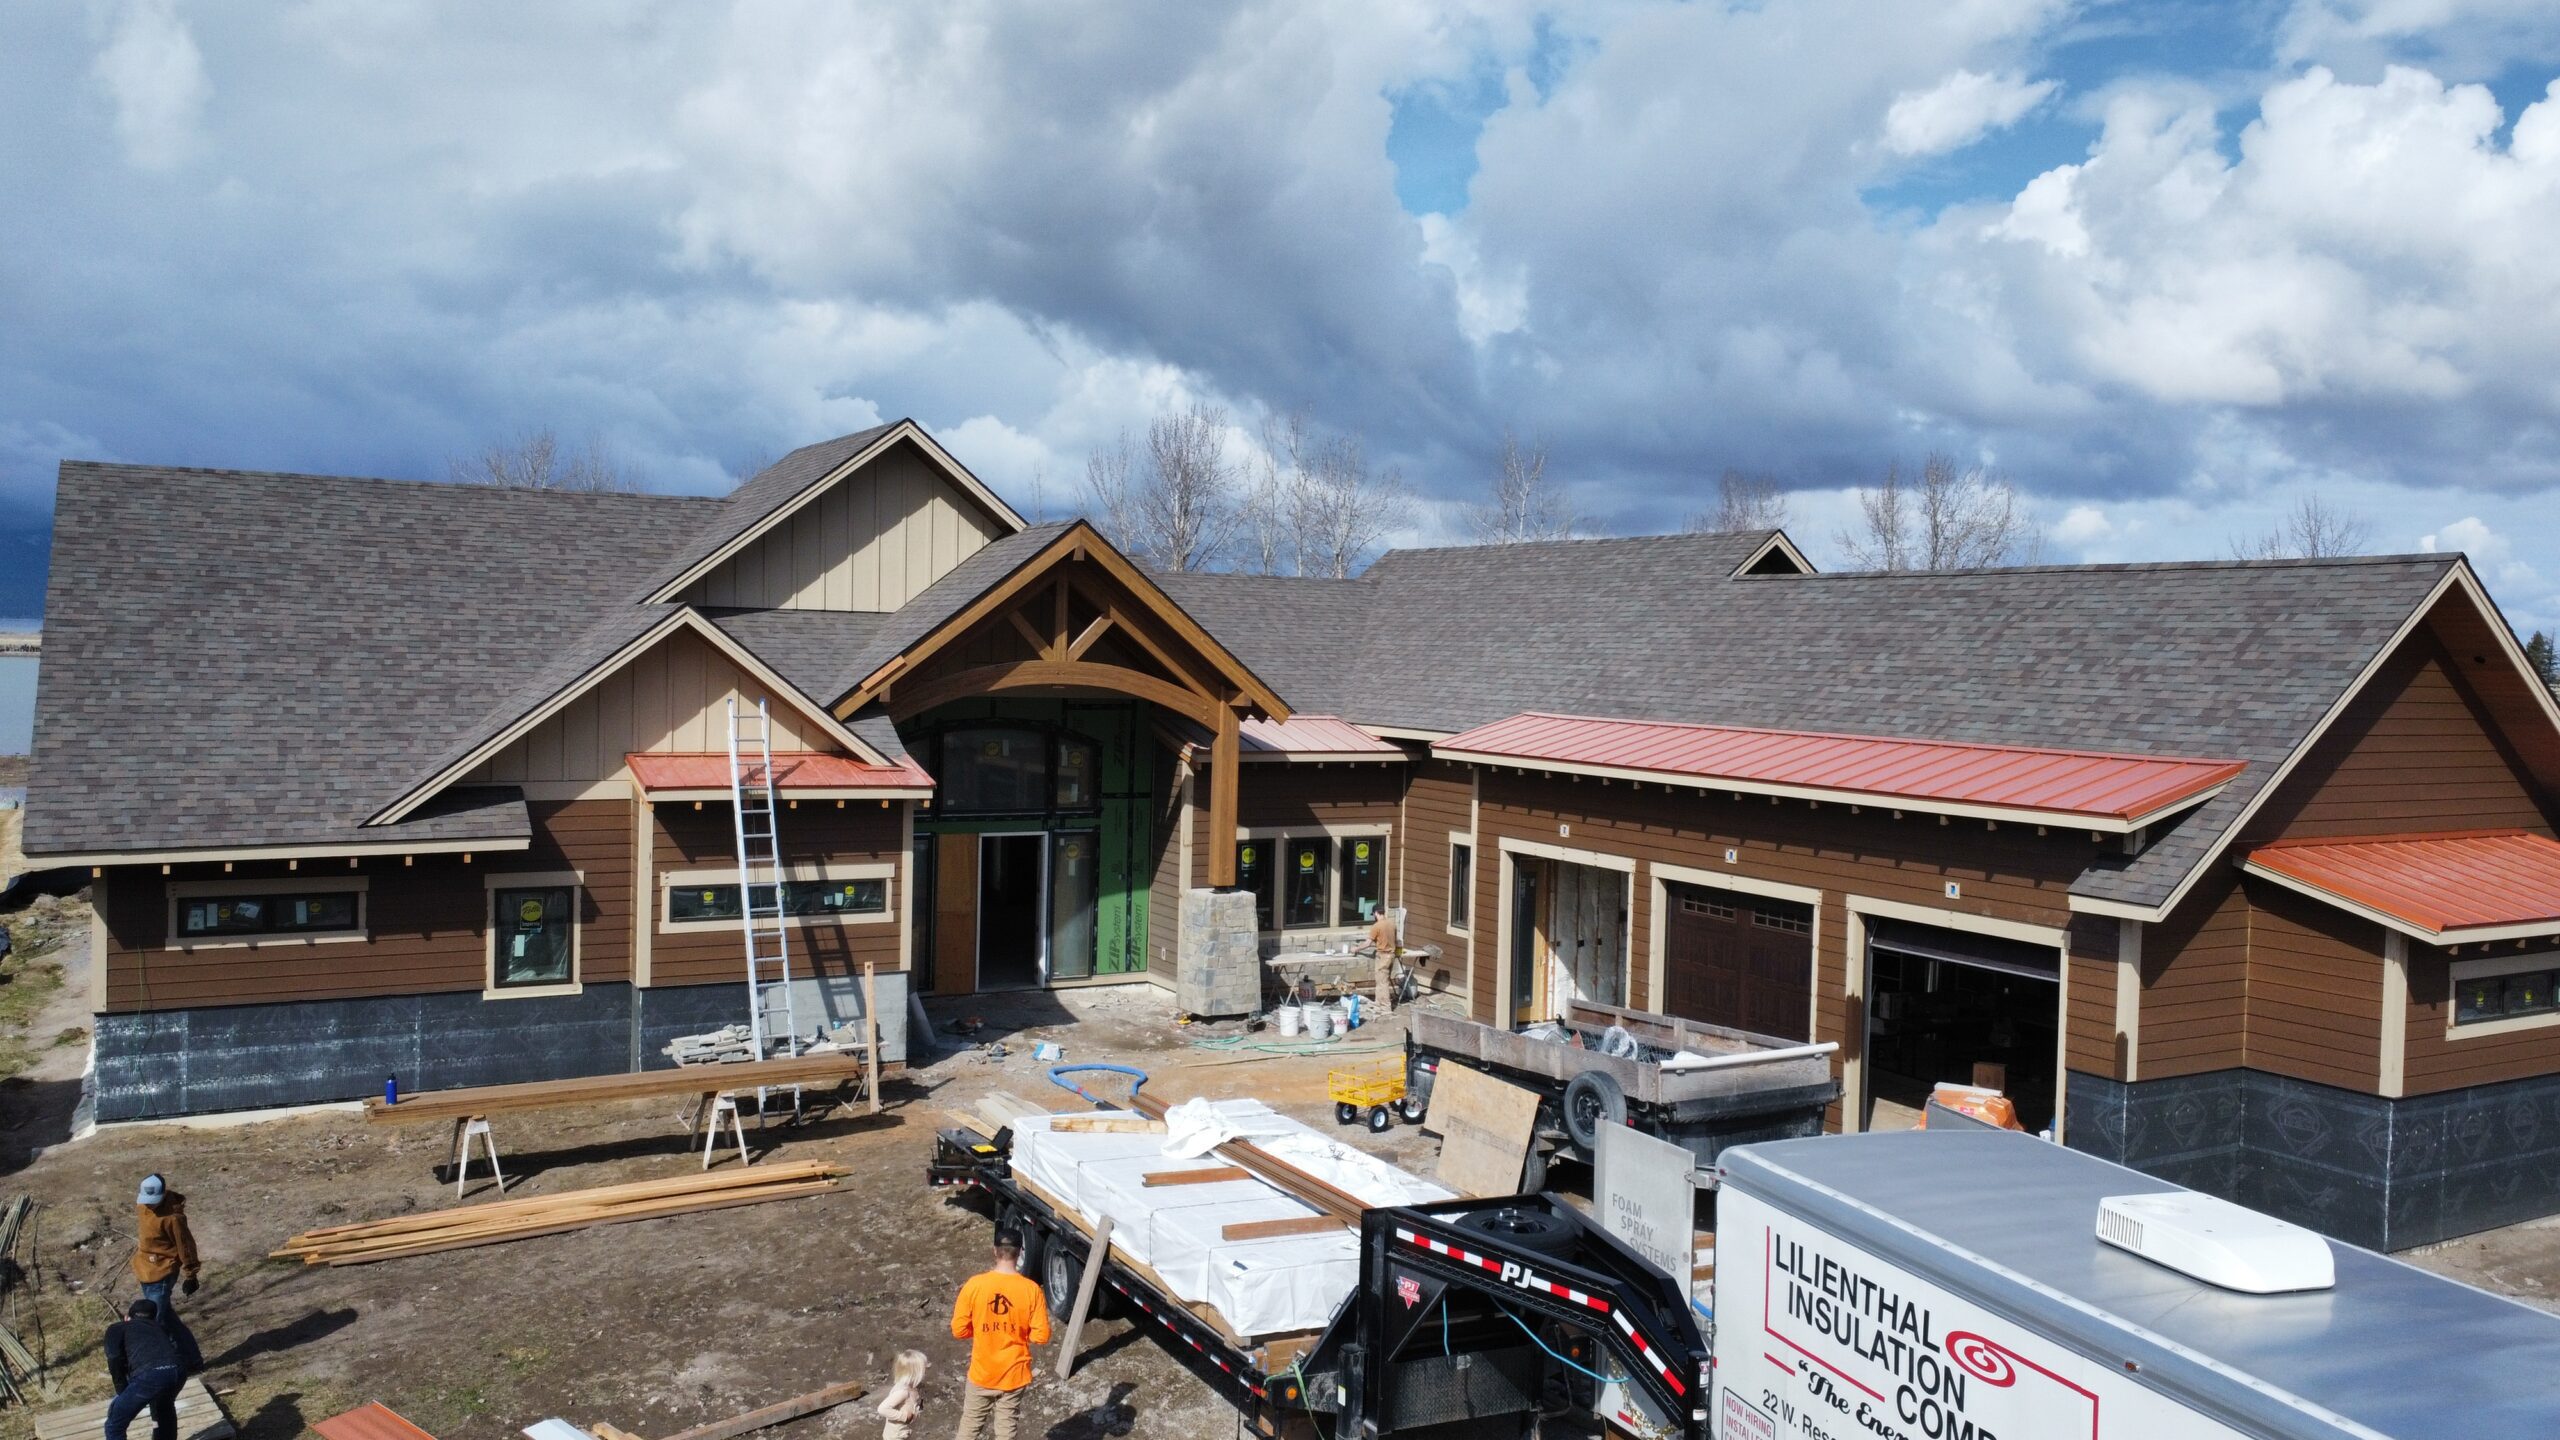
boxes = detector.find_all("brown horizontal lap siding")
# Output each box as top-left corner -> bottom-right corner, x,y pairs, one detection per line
2240,878 -> 2383,1092
1236,764 -> 1402,831
647,799 -> 905,989
1469,771 -> 2090,1119
2404,941 -> 2560,1093
1398,760 -> 1472,997
102,798 -> 636,1012
2065,913 -> 2120,1080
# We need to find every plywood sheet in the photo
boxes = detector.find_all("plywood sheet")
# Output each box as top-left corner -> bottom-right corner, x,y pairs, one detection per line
1429,1063 -> 1543,1198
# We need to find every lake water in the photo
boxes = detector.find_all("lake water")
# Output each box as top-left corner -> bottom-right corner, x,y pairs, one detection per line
0,657 -> 34,754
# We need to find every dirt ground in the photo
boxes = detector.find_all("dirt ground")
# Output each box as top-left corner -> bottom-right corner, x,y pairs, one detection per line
0,916 -> 1436,1440
3,894 -> 2559,1440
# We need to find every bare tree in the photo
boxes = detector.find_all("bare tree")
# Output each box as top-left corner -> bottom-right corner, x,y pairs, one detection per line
730,447 -> 777,489
1240,411 -> 1316,576
1836,454 -> 2040,571
2230,494 -> 2372,560
1085,401 -> 1240,573
1687,469 -> 1790,533
1295,432 -> 1412,578
1466,430 -> 1576,545
451,428 -> 626,492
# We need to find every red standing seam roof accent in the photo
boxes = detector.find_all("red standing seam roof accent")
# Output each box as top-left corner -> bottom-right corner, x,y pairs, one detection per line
2248,830 -> 2560,937
1434,712 -> 2243,823
624,751 -> 934,792
1238,714 -> 1404,757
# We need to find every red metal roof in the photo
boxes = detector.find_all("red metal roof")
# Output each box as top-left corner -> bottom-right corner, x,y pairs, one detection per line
313,1403 -> 441,1440
1239,714 -> 1403,759
625,751 -> 933,794
1434,712 -> 2242,827
2247,830 -> 2560,940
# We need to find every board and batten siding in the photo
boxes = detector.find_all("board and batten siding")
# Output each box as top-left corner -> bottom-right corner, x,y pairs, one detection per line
463,628 -> 839,786
647,799 -> 905,989
100,799 -> 634,1012
679,442 -> 1007,612
1468,770 -> 2092,1128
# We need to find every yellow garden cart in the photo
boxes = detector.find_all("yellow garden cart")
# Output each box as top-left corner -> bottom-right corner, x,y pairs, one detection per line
1329,1061 -> 1420,1133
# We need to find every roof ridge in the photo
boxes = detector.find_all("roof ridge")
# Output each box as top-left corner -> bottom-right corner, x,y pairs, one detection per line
1776,552 -> 2459,579
1376,529 -> 1778,562
57,459 -> 720,505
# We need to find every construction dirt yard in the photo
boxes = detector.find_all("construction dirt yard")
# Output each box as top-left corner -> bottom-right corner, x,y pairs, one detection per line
0,900 -> 1449,1440
0,892 -> 2558,1440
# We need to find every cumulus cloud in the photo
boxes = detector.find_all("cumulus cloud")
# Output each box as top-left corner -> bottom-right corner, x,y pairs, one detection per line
2052,503 -> 2112,546
91,0 -> 206,170
1882,69 -> 2056,157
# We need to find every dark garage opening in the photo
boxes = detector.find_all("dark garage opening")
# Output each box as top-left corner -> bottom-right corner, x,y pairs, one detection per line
1863,919 -> 2059,1136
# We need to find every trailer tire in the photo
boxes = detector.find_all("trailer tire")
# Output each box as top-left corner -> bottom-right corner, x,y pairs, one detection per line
1456,1204 -> 1575,1256
1519,1143 -> 1549,1195
1044,1239 -> 1081,1319
1562,1070 -> 1627,1151
1001,1206 -> 1045,1277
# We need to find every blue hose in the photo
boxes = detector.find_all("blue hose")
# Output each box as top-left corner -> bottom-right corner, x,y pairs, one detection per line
1047,1062 -> 1148,1108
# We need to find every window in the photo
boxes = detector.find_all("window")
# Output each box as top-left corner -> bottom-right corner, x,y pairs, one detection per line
1681,894 -> 1736,921
492,885 -> 575,989
1449,840 -> 1473,931
660,864 -> 897,932
1752,899 -> 1812,934
2455,961 -> 2560,1027
932,726 -> 1106,816
167,879 -> 366,948
1338,836 -> 1388,926
1283,837 -> 1333,928
1235,841 -> 1274,931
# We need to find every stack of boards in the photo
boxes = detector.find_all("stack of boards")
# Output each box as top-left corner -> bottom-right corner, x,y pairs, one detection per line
1008,1100 -> 1452,1339
273,1163 -> 848,1265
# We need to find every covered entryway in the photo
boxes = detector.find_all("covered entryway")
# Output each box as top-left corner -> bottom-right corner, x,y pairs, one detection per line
1662,883 -> 1812,1041
1861,919 -> 2060,1135
1506,855 -> 1629,1023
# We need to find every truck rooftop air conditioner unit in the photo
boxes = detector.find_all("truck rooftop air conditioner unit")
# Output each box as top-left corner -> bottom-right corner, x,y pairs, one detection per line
2095,1191 -> 2336,1294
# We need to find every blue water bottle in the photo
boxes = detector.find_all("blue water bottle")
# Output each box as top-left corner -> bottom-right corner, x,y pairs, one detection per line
384,1075 -> 398,1106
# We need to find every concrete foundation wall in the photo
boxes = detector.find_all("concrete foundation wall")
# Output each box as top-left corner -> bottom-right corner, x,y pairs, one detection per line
2067,1065 -> 2560,1251
90,974 -> 909,1123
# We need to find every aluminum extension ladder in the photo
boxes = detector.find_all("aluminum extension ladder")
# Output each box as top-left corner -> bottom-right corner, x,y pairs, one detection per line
726,697 -> 804,1107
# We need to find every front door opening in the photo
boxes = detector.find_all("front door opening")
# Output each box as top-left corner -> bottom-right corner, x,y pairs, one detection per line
1862,921 -> 2060,1136
1508,857 -> 1628,1025
977,833 -> 1046,990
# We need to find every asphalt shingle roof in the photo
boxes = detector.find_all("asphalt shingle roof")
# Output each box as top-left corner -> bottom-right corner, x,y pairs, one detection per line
25,463 -> 715,857
1172,534 -> 2455,909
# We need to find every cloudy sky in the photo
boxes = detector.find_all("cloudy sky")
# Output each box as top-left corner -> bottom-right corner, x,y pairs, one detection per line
6,0 -> 2560,633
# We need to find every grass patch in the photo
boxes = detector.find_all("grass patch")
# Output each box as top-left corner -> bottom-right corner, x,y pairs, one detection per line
0,907 -> 68,1082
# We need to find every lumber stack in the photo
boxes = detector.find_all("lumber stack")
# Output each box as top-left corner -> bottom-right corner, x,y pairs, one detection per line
362,1054 -> 894,1123
1126,1090 -> 1368,1221
272,1163 -> 847,1265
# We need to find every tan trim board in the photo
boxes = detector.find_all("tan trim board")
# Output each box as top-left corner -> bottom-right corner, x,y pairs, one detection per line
2240,857 -> 2560,946
658,860 -> 896,933
2444,947 -> 2560,1040
1241,751 -> 1408,764
39,835 -> 529,868
2380,930 -> 2408,1097
1431,747 -> 2221,834
2116,920 -> 2142,1084
899,802 -> 917,975
374,609 -> 885,827
633,798 -> 655,989
517,781 -> 634,801
484,870 -> 584,1000
646,421 -> 1027,604
641,787 -> 933,803
88,870 -> 109,1015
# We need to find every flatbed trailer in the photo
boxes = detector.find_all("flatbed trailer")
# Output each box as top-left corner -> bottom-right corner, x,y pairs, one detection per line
930,1125 -> 1714,1438
1407,1001 -> 1838,1187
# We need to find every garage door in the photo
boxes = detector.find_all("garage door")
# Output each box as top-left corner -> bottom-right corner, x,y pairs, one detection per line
1662,884 -> 1812,1041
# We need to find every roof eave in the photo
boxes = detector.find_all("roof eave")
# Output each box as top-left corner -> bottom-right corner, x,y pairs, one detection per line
2239,857 -> 2560,946
28,834 -> 532,869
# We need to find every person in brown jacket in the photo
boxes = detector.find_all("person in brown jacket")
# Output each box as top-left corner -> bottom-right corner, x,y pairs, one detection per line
129,1175 -> 200,1331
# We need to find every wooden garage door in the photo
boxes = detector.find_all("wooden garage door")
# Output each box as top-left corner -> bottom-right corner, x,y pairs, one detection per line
1662,884 -> 1812,1041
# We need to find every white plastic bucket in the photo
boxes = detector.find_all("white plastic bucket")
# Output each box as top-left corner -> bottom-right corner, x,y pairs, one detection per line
1304,1004 -> 1336,1041
1276,1004 -> 1303,1037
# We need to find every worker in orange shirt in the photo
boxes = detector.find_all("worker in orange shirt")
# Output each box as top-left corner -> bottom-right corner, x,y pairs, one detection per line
949,1229 -> 1050,1440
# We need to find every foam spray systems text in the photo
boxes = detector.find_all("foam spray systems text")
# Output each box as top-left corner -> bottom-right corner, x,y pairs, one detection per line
1775,1228 -> 2000,1440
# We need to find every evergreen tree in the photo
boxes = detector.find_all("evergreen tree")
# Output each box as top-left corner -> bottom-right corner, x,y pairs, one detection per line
2527,631 -> 2558,691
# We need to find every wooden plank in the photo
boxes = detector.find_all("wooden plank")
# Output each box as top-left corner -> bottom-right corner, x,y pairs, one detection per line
588,1425 -> 649,1440
34,1378 -> 233,1440
1428,1063 -> 1543,1199
1049,1115 -> 1165,1134
934,831 -> 978,995
657,1382 -> 867,1440
1143,1166 -> 1251,1187
303,1181 -> 843,1265
362,1054 -> 886,1123
862,962 -> 882,1116
1220,1215 -> 1345,1241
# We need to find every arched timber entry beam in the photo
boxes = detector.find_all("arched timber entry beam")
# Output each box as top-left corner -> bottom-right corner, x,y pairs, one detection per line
884,659 -> 1223,730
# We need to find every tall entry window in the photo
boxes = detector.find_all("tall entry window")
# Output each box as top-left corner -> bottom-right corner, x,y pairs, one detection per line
491,883 -> 575,990
1338,836 -> 1388,925
1283,838 -> 1333,927
941,728 -> 1048,812
1233,832 -> 1390,932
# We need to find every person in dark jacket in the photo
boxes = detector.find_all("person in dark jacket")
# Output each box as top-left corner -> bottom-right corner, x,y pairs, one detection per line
103,1298 -> 198,1440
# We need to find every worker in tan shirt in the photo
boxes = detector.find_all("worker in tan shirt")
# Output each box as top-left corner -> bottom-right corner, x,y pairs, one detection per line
949,1229 -> 1050,1440
129,1174 -> 201,1333
1367,907 -> 1401,1014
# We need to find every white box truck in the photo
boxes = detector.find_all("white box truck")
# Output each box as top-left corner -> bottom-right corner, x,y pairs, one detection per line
1715,1127 -> 2560,1440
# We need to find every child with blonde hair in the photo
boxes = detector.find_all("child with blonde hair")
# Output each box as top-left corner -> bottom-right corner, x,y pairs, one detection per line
877,1350 -> 927,1440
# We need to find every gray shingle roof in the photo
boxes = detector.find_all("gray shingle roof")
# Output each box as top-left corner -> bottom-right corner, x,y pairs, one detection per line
24,463 -> 714,857
635,423 -> 898,600
1178,535 -> 2455,910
